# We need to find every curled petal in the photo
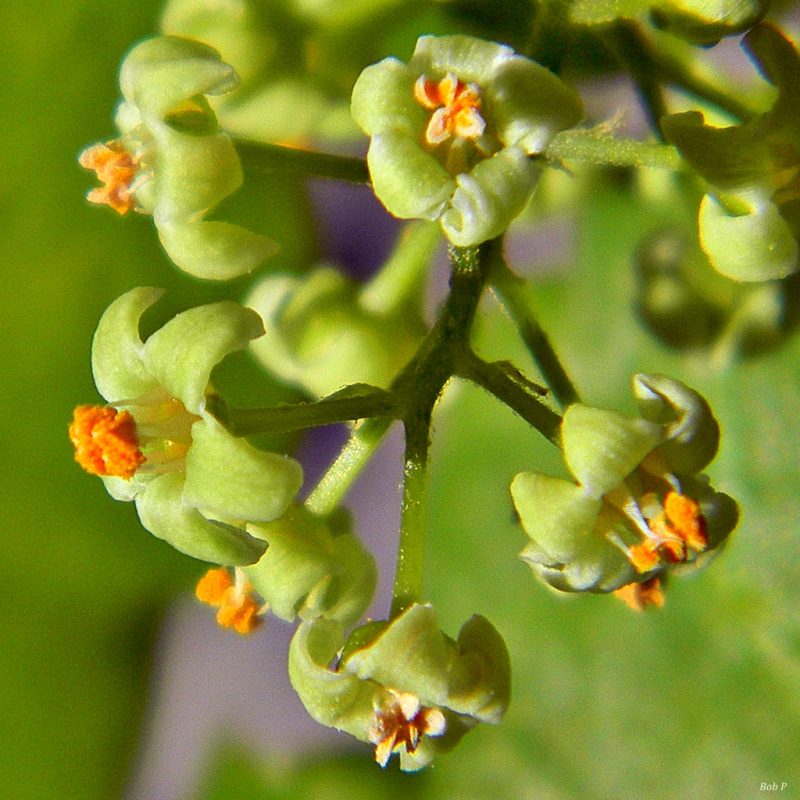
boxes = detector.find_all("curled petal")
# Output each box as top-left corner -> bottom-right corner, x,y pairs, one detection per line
184,416 -> 302,523
141,301 -> 264,414
135,472 -> 267,565
633,373 -> 720,473
120,35 -> 239,121
561,404 -> 663,498
155,217 -> 277,281
698,193 -> 798,282
440,146 -> 538,246
366,130 -> 455,220
91,287 -> 164,402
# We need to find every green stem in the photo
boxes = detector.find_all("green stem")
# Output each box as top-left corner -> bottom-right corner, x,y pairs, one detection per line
304,417 -> 393,517
359,221 -> 441,317
489,259 -> 580,408
390,412 -> 430,618
219,390 -> 397,436
386,241 -> 495,615
236,140 -> 370,184
545,129 -> 681,171
608,21 -> 669,136
643,39 -> 757,122
457,352 -> 562,447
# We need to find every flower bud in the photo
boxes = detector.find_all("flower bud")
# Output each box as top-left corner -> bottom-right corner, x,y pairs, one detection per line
246,266 -> 424,397
244,505 -> 376,627
663,24 -> 800,282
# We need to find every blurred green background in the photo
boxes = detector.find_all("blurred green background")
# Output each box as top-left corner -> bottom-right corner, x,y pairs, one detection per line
2,1 -> 799,798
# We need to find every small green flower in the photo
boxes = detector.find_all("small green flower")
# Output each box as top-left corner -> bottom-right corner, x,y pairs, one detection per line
510,374 -> 738,599
663,24 -> 800,282
69,288 -> 303,565
351,35 -> 582,246
79,36 -> 275,280
243,504 -> 377,627
289,603 -> 510,770
246,265 -> 424,397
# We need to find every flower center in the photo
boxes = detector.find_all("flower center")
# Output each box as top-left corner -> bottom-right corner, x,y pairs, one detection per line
69,405 -> 146,479
627,491 -> 708,573
78,140 -> 140,215
70,392 -> 199,481
368,689 -> 446,767
414,72 -> 486,146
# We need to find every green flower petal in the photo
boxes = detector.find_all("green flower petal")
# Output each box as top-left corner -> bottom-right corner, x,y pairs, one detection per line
446,615 -> 510,724
155,217 -> 277,281
562,404 -> 662,497
489,58 -> 583,153
351,59 -> 423,137
510,473 -> 603,562
367,130 -> 455,220
344,604 -> 454,706
183,416 -> 302,523
120,36 -> 239,121
410,35 -> 513,85
142,301 -> 264,414
101,475 -> 143,502
153,127 -> 242,219
91,287 -> 164,402
440,146 -> 538,246
633,373 -> 720,473
134,472 -> 266,564
288,617 -> 376,741
698,192 -> 798,282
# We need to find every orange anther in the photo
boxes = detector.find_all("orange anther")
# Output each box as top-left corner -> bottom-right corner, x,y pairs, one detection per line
369,690 -> 446,767
663,491 -> 707,552
628,541 -> 661,573
195,567 -> 233,605
69,404 -> 145,479
414,72 -> 486,145
613,577 -> 665,612
216,590 -> 263,635
196,568 -> 263,635
79,141 -> 139,215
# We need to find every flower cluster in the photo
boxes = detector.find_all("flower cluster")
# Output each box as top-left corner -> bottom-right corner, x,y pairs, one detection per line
68,16 -> 756,775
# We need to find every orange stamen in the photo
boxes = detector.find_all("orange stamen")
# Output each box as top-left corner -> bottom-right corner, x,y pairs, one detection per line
613,577 -> 665,612
626,491 -> 708,572
69,404 -> 145,479
414,72 -> 485,145
195,567 -> 233,605
628,541 -> 661,573
196,568 -> 263,635
663,491 -> 707,552
369,690 -> 446,767
79,140 -> 139,215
